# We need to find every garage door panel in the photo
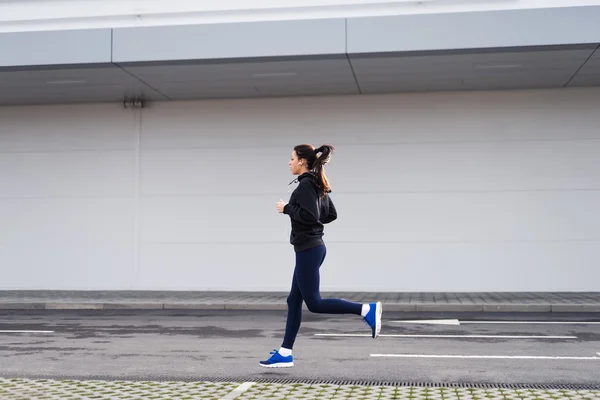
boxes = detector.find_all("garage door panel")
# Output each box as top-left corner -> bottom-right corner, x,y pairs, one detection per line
139,242 -> 292,290
0,243 -> 134,290
140,147 -> 292,196
0,197 -> 134,289
0,151 -> 135,197
329,140 -> 600,192
0,105 -> 135,152
135,241 -> 598,292
140,196 -> 288,244
140,139 -> 600,197
328,191 -> 600,243
320,241 -> 599,292
139,91 -> 600,150
140,100 -> 359,149
139,191 -> 600,244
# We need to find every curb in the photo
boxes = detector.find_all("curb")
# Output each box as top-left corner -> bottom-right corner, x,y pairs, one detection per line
1,302 -> 600,312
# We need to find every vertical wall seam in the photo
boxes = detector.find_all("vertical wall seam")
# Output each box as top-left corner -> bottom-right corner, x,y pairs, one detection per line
133,109 -> 142,287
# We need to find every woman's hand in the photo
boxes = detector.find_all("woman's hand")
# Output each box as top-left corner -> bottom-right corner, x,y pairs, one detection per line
276,199 -> 287,213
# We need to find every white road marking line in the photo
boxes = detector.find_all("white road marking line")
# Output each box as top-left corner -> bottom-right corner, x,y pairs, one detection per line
389,319 -> 461,325
0,330 -> 54,334
462,321 -> 600,325
315,333 -> 576,339
370,354 -> 600,360
389,319 -> 600,325
220,382 -> 255,399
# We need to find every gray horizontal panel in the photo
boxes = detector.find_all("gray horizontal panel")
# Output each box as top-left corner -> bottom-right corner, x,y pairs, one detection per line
348,7 -> 600,54
355,69 -> 576,84
569,60 -> 600,86
463,82 -> 565,91
155,89 -> 262,100
0,85 -> 162,97
253,83 -> 358,96
578,58 -> 600,72
359,78 -> 566,89
151,83 -> 265,95
360,74 -> 570,92
462,74 -> 573,86
0,87 -> 163,103
123,58 -> 354,86
0,94 -> 119,106
148,78 -> 358,97
568,74 -> 600,86
0,64 -> 167,106
0,29 -> 111,67
0,66 -> 139,87
135,81 -> 357,100
362,81 -> 562,94
350,49 -> 593,75
351,48 -> 595,66
153,74 -> 355,90
113,19 -> 346,63
361,82 -> 466,94
352,61 -> 584,76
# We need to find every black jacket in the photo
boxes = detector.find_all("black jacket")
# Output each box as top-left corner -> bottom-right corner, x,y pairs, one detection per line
283,172 -> 337,252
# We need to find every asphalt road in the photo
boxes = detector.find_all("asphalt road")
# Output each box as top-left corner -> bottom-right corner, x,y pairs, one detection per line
0,309 -> 599,385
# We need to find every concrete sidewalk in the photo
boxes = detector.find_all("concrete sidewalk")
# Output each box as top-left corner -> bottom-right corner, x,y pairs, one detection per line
1,290 -> 599,312
2,378 -> 599,400
0,378 -> 600,400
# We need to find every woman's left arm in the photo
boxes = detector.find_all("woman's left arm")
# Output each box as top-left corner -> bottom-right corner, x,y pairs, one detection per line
321,195 -> 337,224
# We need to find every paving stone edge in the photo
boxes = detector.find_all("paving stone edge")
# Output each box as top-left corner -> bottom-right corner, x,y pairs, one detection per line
0,302 -> 599,312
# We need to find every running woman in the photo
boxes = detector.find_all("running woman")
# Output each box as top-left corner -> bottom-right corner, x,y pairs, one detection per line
259,144 -> 382,368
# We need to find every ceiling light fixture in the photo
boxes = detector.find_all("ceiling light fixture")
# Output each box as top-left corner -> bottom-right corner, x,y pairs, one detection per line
252,72 -> 298,78
45,79 -> 88,85
474,64 -> 523,70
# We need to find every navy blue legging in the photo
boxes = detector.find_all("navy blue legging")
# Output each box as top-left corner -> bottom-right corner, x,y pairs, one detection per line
282,244 -> 362,349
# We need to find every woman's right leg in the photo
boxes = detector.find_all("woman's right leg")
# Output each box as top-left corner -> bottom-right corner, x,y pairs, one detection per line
282,268 -> 303,350
259,262 -> 302,368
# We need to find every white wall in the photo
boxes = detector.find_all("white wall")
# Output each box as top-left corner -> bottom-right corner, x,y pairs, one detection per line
3,0 -> 600,32
0,105 -> 138,289
1,87 -> 599,291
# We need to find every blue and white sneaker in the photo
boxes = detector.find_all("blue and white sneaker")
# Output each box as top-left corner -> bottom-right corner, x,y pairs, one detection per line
363,301 -> 382,338
259,349 -> 294,368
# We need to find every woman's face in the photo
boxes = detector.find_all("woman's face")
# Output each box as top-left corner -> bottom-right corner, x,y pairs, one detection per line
289,150 -> 303,175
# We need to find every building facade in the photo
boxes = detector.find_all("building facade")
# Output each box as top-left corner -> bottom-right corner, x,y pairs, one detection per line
1,1 -> 599,292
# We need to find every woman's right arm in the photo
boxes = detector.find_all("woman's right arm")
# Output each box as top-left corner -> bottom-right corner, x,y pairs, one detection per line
283,182 -> 320,224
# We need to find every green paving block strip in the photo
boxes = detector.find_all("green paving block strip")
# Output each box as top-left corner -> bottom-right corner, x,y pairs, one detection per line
0,378 -> 599,399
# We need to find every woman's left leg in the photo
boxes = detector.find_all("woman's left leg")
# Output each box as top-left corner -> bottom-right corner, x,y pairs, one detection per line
295,245 -> 362,315
296,244 -> 383,339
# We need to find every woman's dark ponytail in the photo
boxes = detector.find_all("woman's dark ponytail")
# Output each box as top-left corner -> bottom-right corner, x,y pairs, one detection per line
312,144 -> 334,198
293,143 -> 335,198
